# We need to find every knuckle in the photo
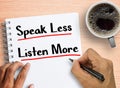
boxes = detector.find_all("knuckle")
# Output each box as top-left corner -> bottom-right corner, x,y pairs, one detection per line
22,65 -> 28,72
18,71 -> 26,79
7,66 -> 14,73
108,60 -> 113,67
19,74 -> 24,79
87,48 -> 93,53
0,67 -> 5,74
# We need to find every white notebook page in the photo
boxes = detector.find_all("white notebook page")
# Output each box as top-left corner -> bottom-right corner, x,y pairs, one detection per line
5,13 -> 83,88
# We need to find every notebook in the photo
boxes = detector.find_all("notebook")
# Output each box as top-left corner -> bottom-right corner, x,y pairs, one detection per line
2,13 -> 82,88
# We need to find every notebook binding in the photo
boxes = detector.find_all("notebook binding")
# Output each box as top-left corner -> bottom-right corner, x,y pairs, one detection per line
1,22 -> 8,63
2,21 -> 14,62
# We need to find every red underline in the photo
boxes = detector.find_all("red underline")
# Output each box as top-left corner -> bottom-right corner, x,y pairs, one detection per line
21,54 -> 80,61
18,33 -> 72,41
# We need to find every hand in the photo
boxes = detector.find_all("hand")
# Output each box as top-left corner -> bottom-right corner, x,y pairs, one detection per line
0,61 -> 31,88
71,48 -> 116,88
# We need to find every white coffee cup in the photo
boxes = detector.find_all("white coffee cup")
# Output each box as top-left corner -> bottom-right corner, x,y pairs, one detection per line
86,1 -> 120,48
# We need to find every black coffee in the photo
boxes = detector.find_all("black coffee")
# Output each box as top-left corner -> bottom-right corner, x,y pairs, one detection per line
88,3 -> 119,34
96,18 -> 115,31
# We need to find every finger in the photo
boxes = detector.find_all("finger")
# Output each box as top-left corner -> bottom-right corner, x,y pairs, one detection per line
3,61 -> 23,84
0,63 -> 11,82
71,60 -> 98,83
71,60 -> 91,81
14,63 -> 30,88
28,84 -> 34,88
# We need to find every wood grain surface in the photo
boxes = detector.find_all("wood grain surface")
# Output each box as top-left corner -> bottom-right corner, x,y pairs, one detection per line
0,0 -> 120,87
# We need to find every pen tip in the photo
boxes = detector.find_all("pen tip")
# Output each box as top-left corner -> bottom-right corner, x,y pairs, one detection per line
69,58 -> 73,62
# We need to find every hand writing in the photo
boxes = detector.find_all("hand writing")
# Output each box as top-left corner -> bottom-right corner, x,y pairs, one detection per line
71,48 -> 116,88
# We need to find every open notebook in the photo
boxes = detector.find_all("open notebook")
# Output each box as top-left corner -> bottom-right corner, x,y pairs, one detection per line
3,13 -> 82,88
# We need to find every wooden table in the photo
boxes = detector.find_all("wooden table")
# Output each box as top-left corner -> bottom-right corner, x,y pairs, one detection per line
0,0 -> 120,87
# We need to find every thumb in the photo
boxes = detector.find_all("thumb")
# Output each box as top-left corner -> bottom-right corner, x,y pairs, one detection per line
71,60 -> 90,80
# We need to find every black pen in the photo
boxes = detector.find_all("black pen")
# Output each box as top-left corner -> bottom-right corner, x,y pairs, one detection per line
69,58 -> 105,81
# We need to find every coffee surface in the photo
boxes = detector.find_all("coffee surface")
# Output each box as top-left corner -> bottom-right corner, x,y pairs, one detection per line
96,18 -> 115,31
88,3 -> 119,35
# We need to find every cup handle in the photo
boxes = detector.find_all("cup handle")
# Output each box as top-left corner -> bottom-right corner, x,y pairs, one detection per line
108,36 -> 116,48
